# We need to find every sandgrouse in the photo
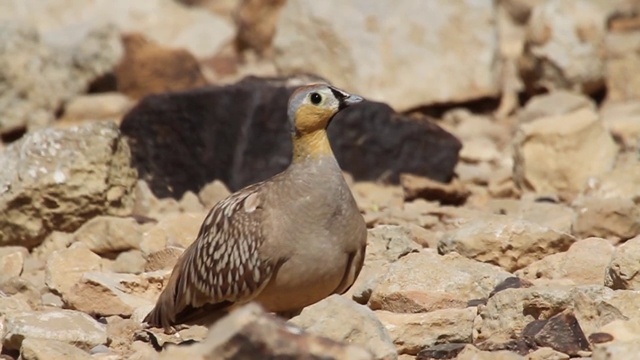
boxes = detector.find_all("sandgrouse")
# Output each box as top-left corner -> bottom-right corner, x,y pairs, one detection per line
144,84 -> 368,331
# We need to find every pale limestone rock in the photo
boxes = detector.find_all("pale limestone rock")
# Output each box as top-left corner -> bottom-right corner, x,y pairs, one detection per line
0,121 -> 137,248
273,0 -> 500,111
369,251 -> 510,313
520,0 -> 606,94
290,295 -> 396,360
604,29 -> 640,104
0,296 -> 32,315
456,344 -> 524,360
158,303 -> 374,359
573,197 -> 640,242
198,180 -> 231,209
21,338 -> 90,360
584,156 -> 640,201
513,108 -> 618,199
599,318 -> 640,343
0,250 -> 25,285
475,284 -> 640,342
526,347 -> 570,360
0,0 -> 233,58
606,236 -> 640,290
112,249 -> 146,274
64,270 -> 169,317
61,92 -> 132,122
143,247 -> 184,272
592,340 -> 640,360
519,91 -> 596,124
483,199 -> 574,233
0,24 -> 122,135
347,225 -> 420,304
44,245 -> 102,297
73,216 -> 149,255
600,101 -> 640,150
3,309 -> 107,351
139,212 -> 207,255
376,307 -> 476,355
439,215 -> 576,272
516,238 -> 614,285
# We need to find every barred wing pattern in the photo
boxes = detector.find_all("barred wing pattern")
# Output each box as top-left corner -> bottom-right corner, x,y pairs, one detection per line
145,184 -> 276,329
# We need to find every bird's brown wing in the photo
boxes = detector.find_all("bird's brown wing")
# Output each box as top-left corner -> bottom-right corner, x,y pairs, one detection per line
144,185 -> 278,330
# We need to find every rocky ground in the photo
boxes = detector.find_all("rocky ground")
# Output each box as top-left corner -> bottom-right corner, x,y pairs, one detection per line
1,0 -> 640,359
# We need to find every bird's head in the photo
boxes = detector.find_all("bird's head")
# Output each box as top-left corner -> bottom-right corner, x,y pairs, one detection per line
288,84 -> 363,136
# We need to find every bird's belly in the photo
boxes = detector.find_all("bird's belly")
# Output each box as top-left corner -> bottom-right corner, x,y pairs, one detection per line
253,250 -> 349,313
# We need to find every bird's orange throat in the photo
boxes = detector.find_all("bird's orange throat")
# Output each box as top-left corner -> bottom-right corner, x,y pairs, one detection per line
292,130 -> 334,163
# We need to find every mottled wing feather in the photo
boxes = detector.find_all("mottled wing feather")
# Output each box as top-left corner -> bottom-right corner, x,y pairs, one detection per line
171,184 -> 275,321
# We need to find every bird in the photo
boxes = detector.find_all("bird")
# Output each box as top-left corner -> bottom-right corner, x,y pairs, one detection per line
144,83 -> 368,331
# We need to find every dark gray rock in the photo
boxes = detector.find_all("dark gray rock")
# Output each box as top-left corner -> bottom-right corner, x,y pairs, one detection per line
120,76 -> 461,198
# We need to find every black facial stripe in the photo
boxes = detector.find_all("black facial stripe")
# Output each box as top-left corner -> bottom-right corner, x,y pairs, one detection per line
329,87 -> 348,101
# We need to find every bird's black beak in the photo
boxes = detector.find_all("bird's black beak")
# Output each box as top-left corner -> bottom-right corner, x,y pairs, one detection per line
330,87 -> 364,110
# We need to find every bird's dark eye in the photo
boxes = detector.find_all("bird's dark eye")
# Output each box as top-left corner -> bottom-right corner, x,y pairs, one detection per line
310,92 -> 322,105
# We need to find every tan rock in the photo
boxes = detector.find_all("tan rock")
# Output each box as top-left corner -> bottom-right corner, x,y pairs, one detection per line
1,0 -> 234,59
348,225 -> 420,304
376,307 -> 476,355
520,0 -> 606,94
112,249 -> 146,274
32,231 -> 74,259
584,155 -> 640,201
475,284 -> 640,343
572,197 -> 640,242
139,212 -> 207,255
369,251 -> 510,313
352,182 -> 404,214
600,101 -> 640,150
0,296 -> 32,315
599,318 -> 640,343
0,278 -> 42,310
516,238 -> 615,285
64,271 -> 168,317
0,249 -> 25,284
0,121 -> 138,248
592,340 -> 640,360
438,215 -> 576,272
143,247 -> 184,272
44,245 -> 102,297
458,136 -> 501,163
3,309 -> 107,351
234,0 -> 286,56
605,29 -> 640,104
177,191 -> 205,213
475,285 -> 576,343
158,303 -> 374,359
456,344 -> 524,360
61,92 -> 132,123
518,91 -> 596,124
400,174 -> 469,206
526,347 -> 570,360
73,216 -> 149,255
273,0 -> 500,111
198,180 -> 231,209
105,316 -> 143,357
21,338 -> 90,360
290,295 -> 396,360
605,236 -> 640,290
483,199 -> 574,233
513,108 -> 618,199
